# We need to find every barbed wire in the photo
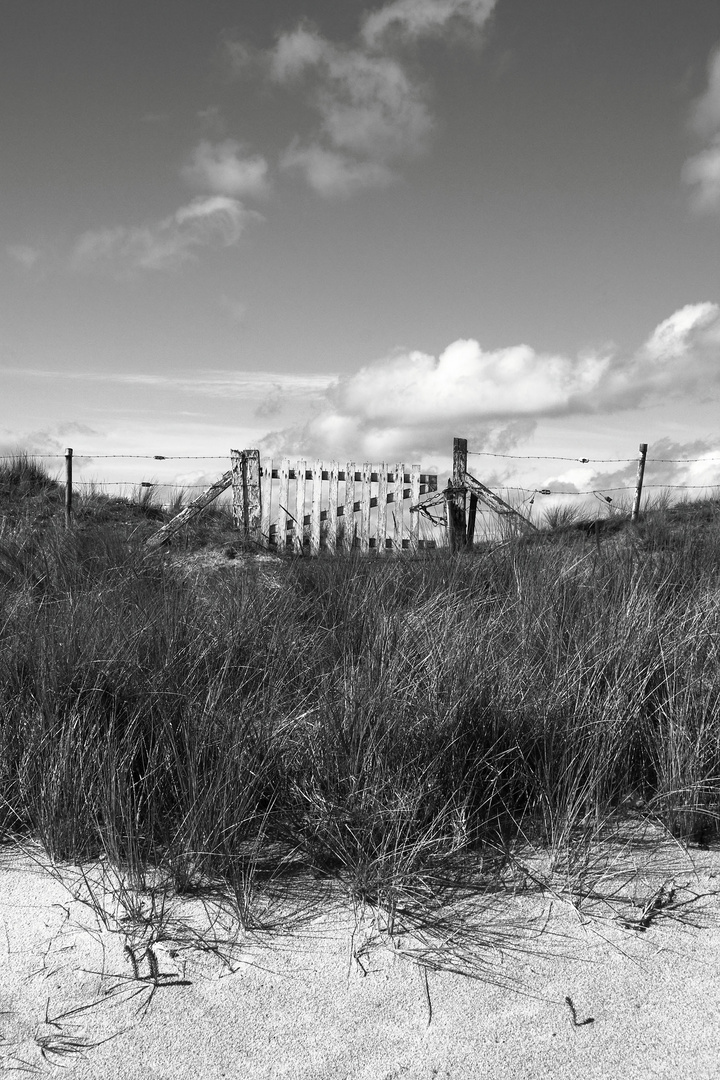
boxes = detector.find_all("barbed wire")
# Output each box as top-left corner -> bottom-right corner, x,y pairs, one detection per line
71,480 -> 211,490
468,451 -> 720,464
0,453 -> 229,461
468,451 -> 630,462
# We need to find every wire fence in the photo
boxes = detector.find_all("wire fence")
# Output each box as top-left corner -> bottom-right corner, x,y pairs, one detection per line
1,446 -> 718,507
466,448 -> 719,502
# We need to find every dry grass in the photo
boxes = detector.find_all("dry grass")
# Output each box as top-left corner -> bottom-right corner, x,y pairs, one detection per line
1,457 -> 720,995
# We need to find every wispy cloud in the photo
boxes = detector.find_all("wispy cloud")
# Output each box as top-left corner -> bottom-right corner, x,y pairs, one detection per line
683,137 -> 720,213
689,45 -> 720,138
6,244 -> 42,271
258,303 -> 720,460
280,141 -> 396,197
71,195 -> 258,274
181,139 -> 270,198
684,44 -> 720,213
0,365 -> 335,399
361,0 -> 498,47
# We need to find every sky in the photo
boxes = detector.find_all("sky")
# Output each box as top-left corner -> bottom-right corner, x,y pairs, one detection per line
3,0 -> 720,511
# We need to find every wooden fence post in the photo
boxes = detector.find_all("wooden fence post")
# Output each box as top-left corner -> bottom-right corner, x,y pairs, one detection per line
244,449 -> 262,542
232,449 -> 262,542
231,449 -> 243,531
447,437 -> 468,553
64,448 -> 73,529
631,443 -> 648,523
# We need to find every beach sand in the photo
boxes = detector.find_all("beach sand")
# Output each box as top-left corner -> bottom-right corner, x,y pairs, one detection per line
2,835 -> 720,1079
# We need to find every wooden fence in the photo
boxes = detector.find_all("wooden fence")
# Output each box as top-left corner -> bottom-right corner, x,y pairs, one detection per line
145,437 -> 541,554
231,450 -> 438,553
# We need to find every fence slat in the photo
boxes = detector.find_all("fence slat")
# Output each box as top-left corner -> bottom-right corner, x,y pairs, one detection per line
344,462 -> 355,552
261,461 -> 272,544
278,459 -> 290,551
410,464 -> 420,550
393,463 -> 404,550
327,461 -> 338,554
360,463 -> 372,552
377,463 -> 388,553
294,460 -> 306,553
310,460 -> 322,555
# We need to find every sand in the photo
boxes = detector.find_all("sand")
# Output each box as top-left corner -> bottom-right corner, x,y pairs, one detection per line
2,833 -> 720,1079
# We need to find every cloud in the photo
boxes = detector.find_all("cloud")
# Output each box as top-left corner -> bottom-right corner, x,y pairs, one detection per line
71,196 -> 257,274
258,303 -> 720,461
586,436 -> 720,496
0,421 -> 101,462
181,139 -> 269,198
6,244 -> 42,271
0,364 -> 335,400
271,28 -> 433,195
225,1 -> 495,198
684,45 -> 720,214
689,45 -> 720,138
280,142 -> 396,196
683,136 -> 720,213
361,0 -> 498,47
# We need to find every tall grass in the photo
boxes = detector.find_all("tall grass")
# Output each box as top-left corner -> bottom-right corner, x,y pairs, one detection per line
1,461 -> 720,945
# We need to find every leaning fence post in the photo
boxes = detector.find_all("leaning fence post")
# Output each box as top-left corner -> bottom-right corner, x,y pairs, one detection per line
65,447 -> 73,528
447,437 -> 468,552
631,443 -> 648,523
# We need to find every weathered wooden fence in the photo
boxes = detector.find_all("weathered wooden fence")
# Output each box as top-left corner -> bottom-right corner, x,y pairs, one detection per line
146,437 -> 540,554
231,449 -> 438,553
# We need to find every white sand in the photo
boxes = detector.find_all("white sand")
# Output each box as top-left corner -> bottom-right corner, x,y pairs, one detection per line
2,835 -> 720,1079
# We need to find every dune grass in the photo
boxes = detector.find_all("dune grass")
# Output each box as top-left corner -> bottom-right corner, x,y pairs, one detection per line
1,457 -> 720,967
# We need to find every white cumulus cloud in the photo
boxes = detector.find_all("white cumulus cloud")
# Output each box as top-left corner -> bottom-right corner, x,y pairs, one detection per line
259,303 -> 720,461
